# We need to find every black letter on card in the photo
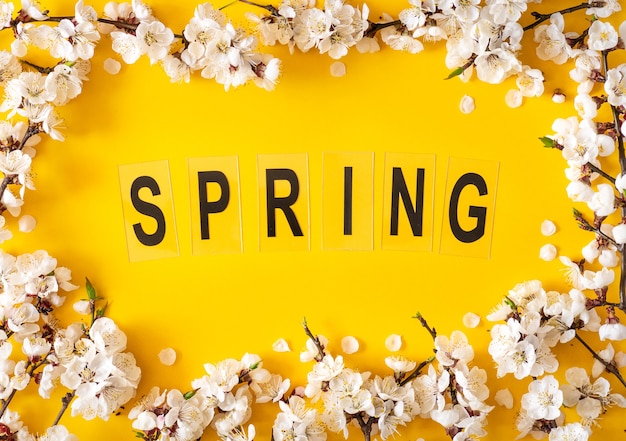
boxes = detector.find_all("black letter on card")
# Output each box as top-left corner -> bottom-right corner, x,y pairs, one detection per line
266,169 -> 303,237
198,171 -> 230,240
130,176 -> 166,246
390,167 -> 425,236
449,172 -> 487,243
344,167 -> 353,235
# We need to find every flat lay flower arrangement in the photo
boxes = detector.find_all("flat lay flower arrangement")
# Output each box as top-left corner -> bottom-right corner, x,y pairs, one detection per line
0,0 -> 625,440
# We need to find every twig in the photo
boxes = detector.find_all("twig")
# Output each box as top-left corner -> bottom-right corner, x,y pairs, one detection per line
0,389 -> 17,418
413,312 -> 437,341
51,392 -> 76,426
575,333 -> 626,388
572,208 -> 618,247
585,162 -> 616,184
602,49 -> 626,312
399,355 -> 435,386
354,413 -> 374,441
523,2 -> 598,32
302,318 -> 325,362
364,20 -> 401,39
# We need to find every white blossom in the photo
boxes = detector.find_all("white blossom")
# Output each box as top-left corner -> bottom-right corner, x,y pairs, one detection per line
135,20 -> 174,64
605,64 -> 626,107
534,13 -> 572,64
587,20 -> 618,51
474,48 -> 522,84
521,375 -> 562,420
548,423 -> 590,441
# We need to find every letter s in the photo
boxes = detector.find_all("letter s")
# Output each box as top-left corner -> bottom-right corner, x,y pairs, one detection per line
130,176 -> 166,246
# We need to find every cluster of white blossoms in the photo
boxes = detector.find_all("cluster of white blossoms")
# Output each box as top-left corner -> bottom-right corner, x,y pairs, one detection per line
56,316 -> 141,421
288,327 -> 492,441
244,0 -> 568,98
488,280 -> 601,380
488,280 -> 626,438
515,370 -> 626,440
245,0 -> 370,58
535,2 -> 626,383
0,250 -> 139,440
542,16 -> 626,250
102,1 -> 281,90
130,353 -> 288,441
483,9 -> 626,439
0,414 -> 79,441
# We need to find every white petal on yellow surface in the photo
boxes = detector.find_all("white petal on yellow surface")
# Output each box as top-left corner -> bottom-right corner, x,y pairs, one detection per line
495,388 -> 514,409
539,244 -> 557,261
385,334 -> 402,352
541,219 -> 557,236
104,58 -> 122,75
459,95 -> 475,114
505,89 -> 522,108
272,338 -> 291,352
18,215 -> 36,232
462,312 -> 481,328
158,348 -> 177,366
330,62 -> 346,77
341,336 -> 359,354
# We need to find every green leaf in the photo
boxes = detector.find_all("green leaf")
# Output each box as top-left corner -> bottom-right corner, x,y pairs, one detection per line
445,67 -> 464,80
539,136 -> 555,148
503,296 -> 517,310
85,278 -> 97,300
96,302 -> 107,319
183,390 -> 197,400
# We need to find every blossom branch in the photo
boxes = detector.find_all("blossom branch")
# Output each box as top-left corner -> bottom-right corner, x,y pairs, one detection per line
600,48 -> 626,312
354,414 -> 374,441
43,16 -> 186,39
19,59 -> 54,74
574,332 -> 626,388
0,390 -> 17,418
567,26 -> 591,49
94,17 -> 141,33
0,352 -> 51,419
446,54 -> 477,80
301,318 -> 325,362
51,392 -> 76,426
17,123 -> 41,151
572,208 -> 618,247
522,2 -> 599,32
585,161 -> 616,184
0,123 -> 40,215
0,177 -> 12,215
84,278 -> 106,330
413,312 -> 437,340
364,20 -> 401,39
399,355 -> 435,386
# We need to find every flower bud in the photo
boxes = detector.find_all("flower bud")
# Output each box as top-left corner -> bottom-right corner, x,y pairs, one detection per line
613,223 -> 626,244
599,323 -> 626,341
552,89 -> 566,103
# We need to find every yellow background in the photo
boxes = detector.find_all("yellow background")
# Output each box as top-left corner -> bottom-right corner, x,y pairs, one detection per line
2,0 -> 625,439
